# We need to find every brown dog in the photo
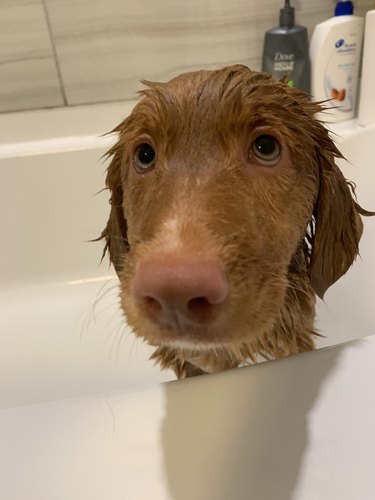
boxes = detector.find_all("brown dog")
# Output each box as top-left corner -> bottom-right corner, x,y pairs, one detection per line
100,65 -> 373,378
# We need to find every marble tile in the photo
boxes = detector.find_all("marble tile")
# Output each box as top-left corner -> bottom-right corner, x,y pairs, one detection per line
0,0 -> 64,113
47,0 -> 371,106
1,0 -> 372,111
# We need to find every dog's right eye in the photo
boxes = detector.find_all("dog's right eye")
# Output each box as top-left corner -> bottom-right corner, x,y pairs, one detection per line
250,135 -> 281,166
134,143 -> 156,172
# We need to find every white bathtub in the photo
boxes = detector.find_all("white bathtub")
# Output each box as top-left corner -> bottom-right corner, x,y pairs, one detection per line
0,103 -> 375,500
0,104 -> 374,409
0,102 -> 176,409
316,121 -> 375,345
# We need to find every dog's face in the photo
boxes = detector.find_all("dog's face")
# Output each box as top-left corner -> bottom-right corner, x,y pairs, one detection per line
102,65 -> 363,356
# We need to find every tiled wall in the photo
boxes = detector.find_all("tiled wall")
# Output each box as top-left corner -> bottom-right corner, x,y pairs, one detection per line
0,0 -> 372,113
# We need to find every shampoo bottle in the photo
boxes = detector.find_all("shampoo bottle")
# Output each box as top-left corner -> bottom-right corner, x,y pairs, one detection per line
262,0 -> 310,93
358,6 -> 375,126
309,1 -> 364,121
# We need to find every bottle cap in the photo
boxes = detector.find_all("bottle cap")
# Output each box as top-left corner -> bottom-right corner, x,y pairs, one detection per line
279,0 -> 295,28
335,1 -> 354,16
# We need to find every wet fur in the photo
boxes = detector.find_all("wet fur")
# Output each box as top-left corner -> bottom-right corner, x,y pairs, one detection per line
100,65 -> 373,378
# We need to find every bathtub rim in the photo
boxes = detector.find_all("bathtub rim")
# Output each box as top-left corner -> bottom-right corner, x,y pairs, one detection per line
1,99 -> 371,161
0,100 -> 138,159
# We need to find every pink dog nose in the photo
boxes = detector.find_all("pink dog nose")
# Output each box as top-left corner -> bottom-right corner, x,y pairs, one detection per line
132,255 -> 229,331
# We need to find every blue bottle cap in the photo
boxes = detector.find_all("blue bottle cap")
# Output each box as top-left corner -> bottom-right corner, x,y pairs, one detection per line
335,1 -> 354,16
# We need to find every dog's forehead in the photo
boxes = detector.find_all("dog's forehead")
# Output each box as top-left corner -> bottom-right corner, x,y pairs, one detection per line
138,66 -> 307,129
127,66 -> 326,158
165,65 -> 262,91
162,66 -> 274,106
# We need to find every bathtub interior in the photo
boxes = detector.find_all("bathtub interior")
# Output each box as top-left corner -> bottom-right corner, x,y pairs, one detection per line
0,102 -> 175,409
0,104 -> 374,409
315,123 -> 375,345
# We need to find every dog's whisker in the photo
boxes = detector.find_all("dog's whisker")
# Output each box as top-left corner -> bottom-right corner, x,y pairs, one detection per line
106,318 -> 130,362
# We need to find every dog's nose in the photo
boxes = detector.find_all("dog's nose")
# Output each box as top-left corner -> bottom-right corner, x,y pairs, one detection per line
132,255 -> 228,330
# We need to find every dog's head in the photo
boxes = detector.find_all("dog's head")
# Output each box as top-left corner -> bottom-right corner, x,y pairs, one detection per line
101,65 -> 365,355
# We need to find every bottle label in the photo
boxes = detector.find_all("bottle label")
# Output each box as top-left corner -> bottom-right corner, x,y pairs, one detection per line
273,52 -> 295,73
324,30 -> 360,112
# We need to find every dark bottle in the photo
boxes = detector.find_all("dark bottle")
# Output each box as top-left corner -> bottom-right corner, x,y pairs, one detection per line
262,0 -> 311,93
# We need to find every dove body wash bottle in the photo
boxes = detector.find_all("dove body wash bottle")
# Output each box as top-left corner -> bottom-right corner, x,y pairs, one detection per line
262,0 -> 310,92
309,1 -> 363,121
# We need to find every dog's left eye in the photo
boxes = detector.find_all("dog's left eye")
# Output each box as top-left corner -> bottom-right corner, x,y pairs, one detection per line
251,135 -> 281,165
134,143 -> 156,172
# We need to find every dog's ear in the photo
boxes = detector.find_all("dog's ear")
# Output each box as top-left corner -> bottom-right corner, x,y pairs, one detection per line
308,150 -> 364,299
282,87 -> 374,299
100,122 -> 130,276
